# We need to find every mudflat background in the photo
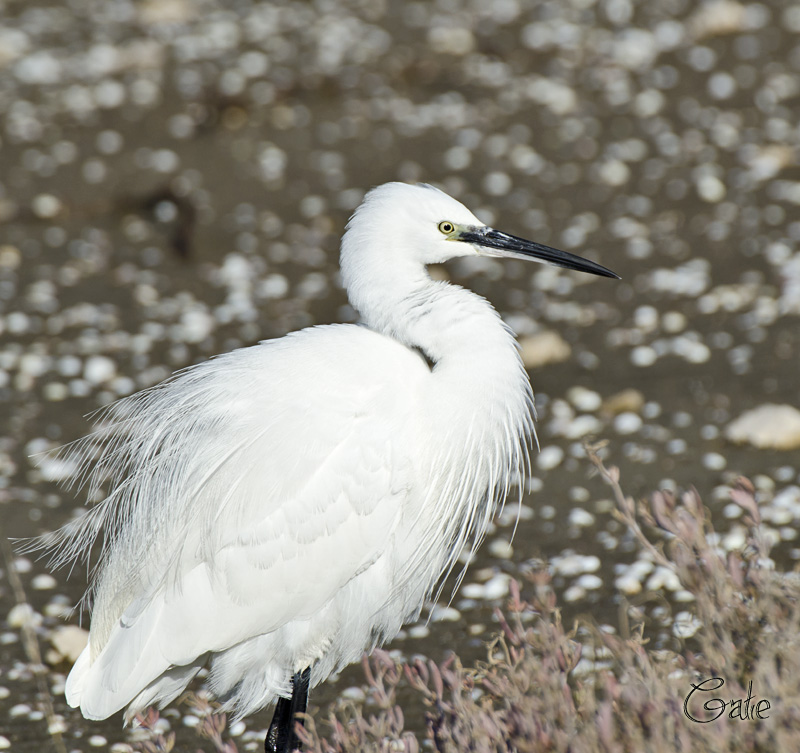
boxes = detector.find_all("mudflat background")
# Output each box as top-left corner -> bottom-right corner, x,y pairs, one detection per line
1,0 -> 799,750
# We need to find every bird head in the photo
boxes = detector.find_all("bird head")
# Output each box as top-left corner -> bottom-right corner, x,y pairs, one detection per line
343,182 -> 619,279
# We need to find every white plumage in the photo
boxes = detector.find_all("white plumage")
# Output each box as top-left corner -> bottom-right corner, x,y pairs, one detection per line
46,182 -> 615,729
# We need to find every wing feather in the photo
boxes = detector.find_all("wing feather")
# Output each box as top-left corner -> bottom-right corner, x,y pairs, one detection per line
54,325 -> 429,718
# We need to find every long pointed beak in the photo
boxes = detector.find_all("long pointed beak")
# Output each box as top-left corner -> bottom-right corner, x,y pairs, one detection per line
459,227 -> 620,279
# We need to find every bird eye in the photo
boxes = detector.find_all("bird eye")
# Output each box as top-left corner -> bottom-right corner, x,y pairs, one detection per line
438,221 -> 456,235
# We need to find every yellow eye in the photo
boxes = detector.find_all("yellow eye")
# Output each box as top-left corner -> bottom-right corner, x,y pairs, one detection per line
438,221 -> 456,235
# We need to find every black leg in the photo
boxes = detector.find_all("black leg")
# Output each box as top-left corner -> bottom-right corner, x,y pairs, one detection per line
265,667 -> 311,753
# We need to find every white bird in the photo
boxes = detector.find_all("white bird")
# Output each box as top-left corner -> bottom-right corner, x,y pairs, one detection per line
45,182 -> 617,752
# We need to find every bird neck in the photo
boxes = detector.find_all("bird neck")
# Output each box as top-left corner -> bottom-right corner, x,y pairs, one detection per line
344,257 -> 517,368
340,246 -> 534,451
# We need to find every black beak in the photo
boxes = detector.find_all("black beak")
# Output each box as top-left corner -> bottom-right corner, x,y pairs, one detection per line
459,227 -> 619,279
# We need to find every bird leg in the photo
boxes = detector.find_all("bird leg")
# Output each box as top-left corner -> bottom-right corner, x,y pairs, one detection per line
265,667 -> 311,753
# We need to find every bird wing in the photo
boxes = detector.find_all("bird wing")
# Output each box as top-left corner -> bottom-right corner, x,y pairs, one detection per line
62,324 -> 430,716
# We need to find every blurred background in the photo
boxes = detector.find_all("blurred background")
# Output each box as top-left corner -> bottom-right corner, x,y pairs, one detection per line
1,0 -> 799,749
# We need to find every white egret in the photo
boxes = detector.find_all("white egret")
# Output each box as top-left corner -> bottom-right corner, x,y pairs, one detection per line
46,182 -> 617,752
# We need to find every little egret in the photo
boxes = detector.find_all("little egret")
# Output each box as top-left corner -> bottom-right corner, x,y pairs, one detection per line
47,182 -> 617,752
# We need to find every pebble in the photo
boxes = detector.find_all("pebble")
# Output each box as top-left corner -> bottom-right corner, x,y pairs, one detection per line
550,414 -> 604,439
7,604 -> 42,629
726,404 -> 800,450
722,527 -> 746,551
488,538 -> 514,559
50,625 -> 89,663
536,445 -> 564,471
179,308 -> 215,343
662,311 -> 687,333
31,194 -> 63,218
13,557 -> 32,574
702,452 -> 726,471
614,412 -> 643,435
496,503 -> 534,526
430,605 -> 461,622
575,574 -> 603,590
568,508 -> 595,527
616,559 -> 655,596
667,438 -> 687,454
31,574 -> 57,590
461,583 -> 486,599
672,611 -> 702,639
9,704 -> 32,718
773,486 -> 800,511
483,171 -> 512,196
566,386 -> 602,412
563,585 -> 586,602
83,355 -> 117,384
48,717 -> 68,734
551,553 -> 601,577
340,687 -> 366,702
649,260 -> 710,297
633,305 -> 659,331
723,502 -> 744,519
631,345 -> 658,367
569,486 -> 590,504
700,424 -> 719,440
615,573 -> 642,594
518,331 -> 572,368
539,505 -> 556,520
646,566 -> 682,592
602,389 -> 645,415
764,507 -> 794,527
695,172 -> 725,202
482,573 -> 511,600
